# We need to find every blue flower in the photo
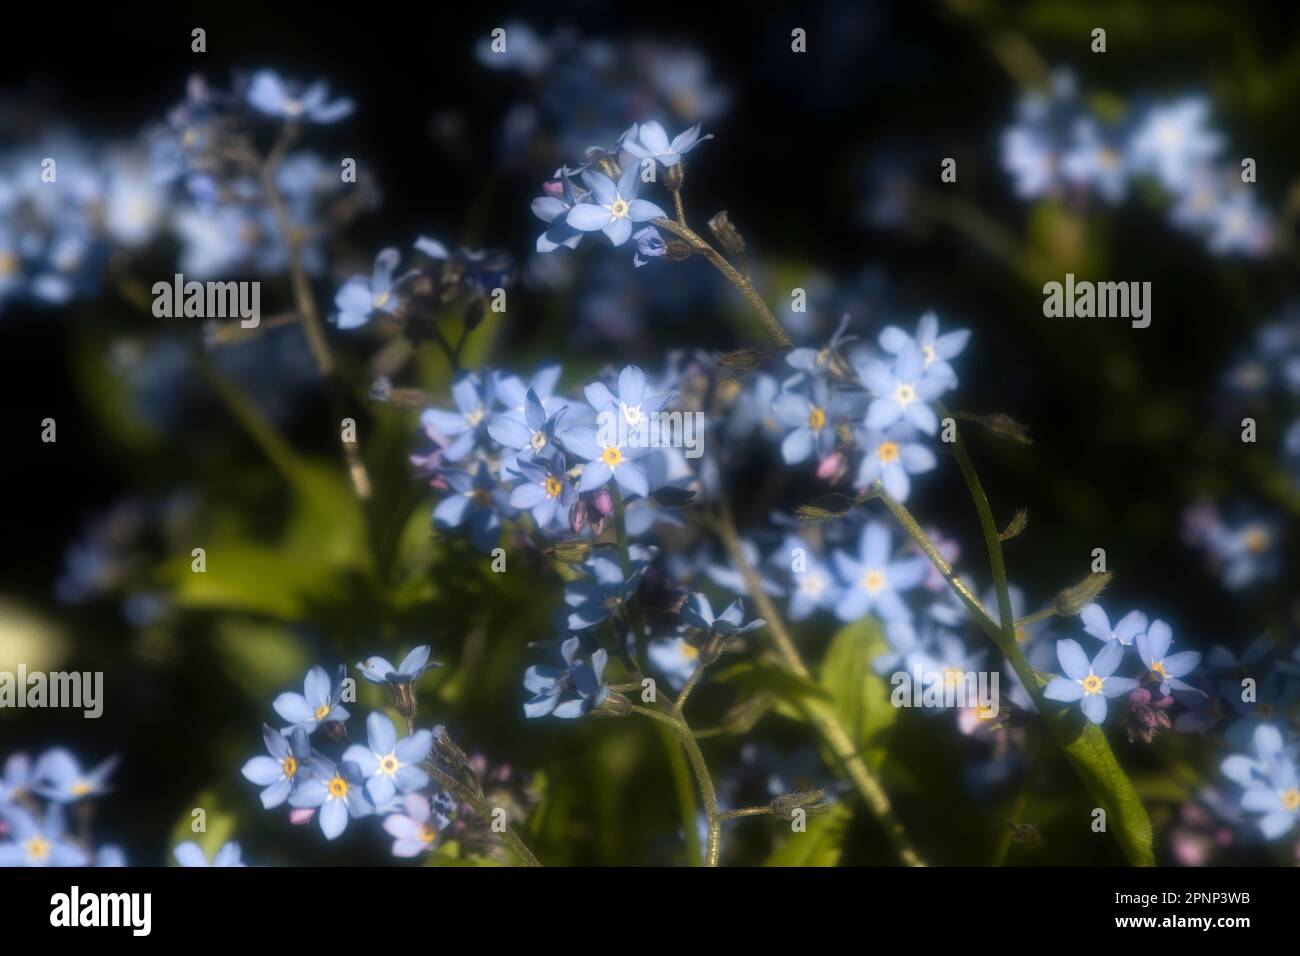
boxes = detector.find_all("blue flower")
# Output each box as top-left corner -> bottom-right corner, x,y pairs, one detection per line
633,226 -> 666,267
564,554 -> 648,630
508,454 -> 576,529
854,423 -> 936,500
1135,620 -> 1201,694
785,313 -> 854,383
772,379 -> 840,465
532,177 -> 586,253
1079,603 -> 1148,646
831,522 -> 927,622
433,461 -> 507,553
1043,638 -> 1139,724
1222,725 -> 1300,840
0,805 -> 88,866
1128,98 -> 1223,194
679,593 -> 765,639
780,542 -> 840,622
489,388 -> 566,462
622,121 -> 713,167
32,749 -> 119,804
647,637 -> 701,690
174,841 -> 245,867
241,724 -> 311,809
333,248 -> 403,330
0,752 -> 34,807
421,372 -> 495,462
357,645 -> 438,685
288,754 -> 374,840
564,166 -> 667,247
343,712 -> 432,806
246,70 -> 354,124
858,343 -> 947,436
273,665 -> 350,734
383,793 -> 451,857
876,311 -> 969,391
523,636 -> 611,718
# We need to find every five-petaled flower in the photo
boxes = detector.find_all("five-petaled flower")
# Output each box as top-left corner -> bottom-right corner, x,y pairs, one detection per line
564,166 -> 667,247
343,712 -> 432,806
288,754 -> 374,840
241,724 -> 311,809
1043,638 -> 1139,724
273,665 -> 351,734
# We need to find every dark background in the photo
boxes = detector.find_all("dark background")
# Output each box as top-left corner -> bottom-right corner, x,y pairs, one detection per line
2,0 -> 1299,864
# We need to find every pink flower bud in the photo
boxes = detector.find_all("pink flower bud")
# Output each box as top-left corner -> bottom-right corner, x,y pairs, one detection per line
542,180 -> 564,199
289,808 -> 316,826
593,488 -> 613,516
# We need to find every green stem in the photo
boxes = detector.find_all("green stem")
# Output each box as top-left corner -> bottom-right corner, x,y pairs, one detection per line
652,217 -> 792,349
630,705 -> 721,865
714,505 -> 926,866
657,724 -> 703,866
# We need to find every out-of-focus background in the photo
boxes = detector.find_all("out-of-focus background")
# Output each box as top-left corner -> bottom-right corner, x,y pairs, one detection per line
2,1 -> 1299,865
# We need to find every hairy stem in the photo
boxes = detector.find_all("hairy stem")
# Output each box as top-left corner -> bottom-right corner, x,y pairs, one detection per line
427,765 -> 542,867
652,217 -> 792,348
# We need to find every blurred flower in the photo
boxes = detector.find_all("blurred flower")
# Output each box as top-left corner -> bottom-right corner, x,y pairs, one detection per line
1079,603 -> 1148,646
1136,620 -> 1201,695
174,841 -> 244,867
523,635 -> 611,718
831,522 -> 927,622
0,806 -> 88,867
357,646 -> 438,686
246,70 -> 354,124
32,749 -> 119,804
622,121 -> 712,167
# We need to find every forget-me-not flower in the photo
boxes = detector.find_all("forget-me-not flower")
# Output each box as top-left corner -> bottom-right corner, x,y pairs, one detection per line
241,724 -> 311,809
433,461 -> 508,553
854,423 -> 936,501
1079,603 -> 1148,646
333,248 -> 403,330
622,121 -> 713,167
174,840 -> 245,867
523,636 -> 611,718
32,749 -> 119,804
289,754 -> 374,840
831,522 -> 927,622
858,344 -> 946,435
564,166 -> 667,247
343,712 -> 432,806
1043,638 -> 1139,724
357,645 -> 438,686
0,805 -> 88,867
1136,619 -> 1201,695
273,664 -> 350,734
246,70 -> 354,124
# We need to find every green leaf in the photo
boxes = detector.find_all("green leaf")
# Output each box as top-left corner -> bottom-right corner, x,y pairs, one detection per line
818,618 -> 897,769
764,802 -> 852,866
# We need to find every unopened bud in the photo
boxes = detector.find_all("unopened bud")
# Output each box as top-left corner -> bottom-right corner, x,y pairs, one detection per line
593,488 -> 614,517
707,210 -> 746,259
664,162 -> 685,191
389,680 -> 419,719
592,691 -> 632,717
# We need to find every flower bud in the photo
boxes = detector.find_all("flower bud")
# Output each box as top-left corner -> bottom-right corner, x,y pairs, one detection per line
593,488 -> 614,517
569,501 -> 587,534
389,680 -> 419,719
664,162 -> 685,191
707,210 -> 746,259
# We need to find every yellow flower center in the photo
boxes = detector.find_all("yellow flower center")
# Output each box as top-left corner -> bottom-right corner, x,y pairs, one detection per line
680,643 -> 700,660
921,345 -> 937,366
419,824 -> 439,844
372,290 -> 391,309
1082,674 -> 1103,695
544,475 -> 564,498
861,569 -> 886,594
282,756 -> 298,778
379,754 -> 400,776
807,407 -> 826,431
876,441 -> 900,463
70,780 -> 93,797
1014,626 -> 1029,644
530,430 -> 548,451
621,403 -> 645,426
464,408 -> 485,427
1150,660 -> 1167,679
1242,527 -> 1270,554
609,198 -> 630,219
328,775 -> 349,799
602,445 -> 623,467
314,704 -> 331,721
892,383 -> 917,406
1282,788 -> 1300,812
0,251 -> 17,275
24,837 -> 50,863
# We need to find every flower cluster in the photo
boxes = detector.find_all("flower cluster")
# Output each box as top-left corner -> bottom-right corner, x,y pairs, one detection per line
240,651 -> 455,856
0,749 -> 123,867
1001,70 -> 1273,257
